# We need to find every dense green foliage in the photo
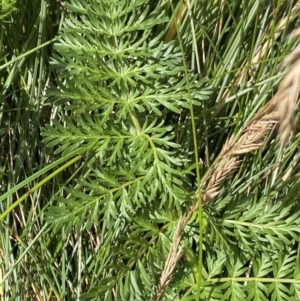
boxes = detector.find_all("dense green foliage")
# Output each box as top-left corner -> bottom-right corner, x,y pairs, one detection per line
44,0 -> 209,232
2,0 -> 300,300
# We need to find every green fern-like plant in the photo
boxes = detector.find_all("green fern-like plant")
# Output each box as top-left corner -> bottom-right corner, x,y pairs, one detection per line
44,0 -> 209,225
40,1 -> 300,301
3,0 -> 300,300
42,1 -> 209,299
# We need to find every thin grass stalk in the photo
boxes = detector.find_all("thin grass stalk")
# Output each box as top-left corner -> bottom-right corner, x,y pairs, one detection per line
153,26 -> 300,300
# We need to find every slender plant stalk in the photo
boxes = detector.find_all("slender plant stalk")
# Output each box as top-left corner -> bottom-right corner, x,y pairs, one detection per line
153,25 -> 300,300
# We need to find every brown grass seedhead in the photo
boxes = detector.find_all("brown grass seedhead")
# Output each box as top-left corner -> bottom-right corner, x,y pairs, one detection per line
153,24 -> 300,301
277,50 -> 300,144
201,34 -> 300,204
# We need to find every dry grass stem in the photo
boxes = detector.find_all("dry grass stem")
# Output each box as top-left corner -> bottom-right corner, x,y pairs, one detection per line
219,1 -> 300,107
277,43 -> 300,144
202,157 -> 240,204
203,32 -> 300,203
154,25 -> 300,301
251,1 -> 300,65
152,240 -> 183,300
200,109 -> 278,204
152,205 -> 197,301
